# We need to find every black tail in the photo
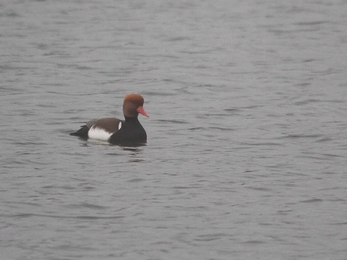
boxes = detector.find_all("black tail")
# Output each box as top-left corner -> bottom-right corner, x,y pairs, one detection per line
70,125 -> 89,139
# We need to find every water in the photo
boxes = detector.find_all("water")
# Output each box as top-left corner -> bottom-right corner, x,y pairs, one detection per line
1,0 -> 347,259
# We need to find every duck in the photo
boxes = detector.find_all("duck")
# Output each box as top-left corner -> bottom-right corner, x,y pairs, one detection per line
70,93 -> 148,145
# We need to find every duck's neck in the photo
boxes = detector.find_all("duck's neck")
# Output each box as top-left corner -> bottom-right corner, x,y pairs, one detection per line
124,115 -> 139,123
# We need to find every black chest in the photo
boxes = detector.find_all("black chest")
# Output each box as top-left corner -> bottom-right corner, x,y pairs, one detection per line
109,118 -> 147,145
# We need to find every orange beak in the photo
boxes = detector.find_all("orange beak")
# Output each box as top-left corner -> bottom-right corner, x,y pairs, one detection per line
136,106 -> 149,117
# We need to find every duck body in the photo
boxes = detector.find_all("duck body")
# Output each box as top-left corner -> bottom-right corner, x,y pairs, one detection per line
70,94 -> 148,146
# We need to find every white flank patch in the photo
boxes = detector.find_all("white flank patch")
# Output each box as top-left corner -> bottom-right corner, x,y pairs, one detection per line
88,127 -> 112,141
118,121 -> 122,130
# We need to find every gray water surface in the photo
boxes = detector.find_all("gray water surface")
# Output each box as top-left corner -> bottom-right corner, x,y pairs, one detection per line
1,1 -> 347,259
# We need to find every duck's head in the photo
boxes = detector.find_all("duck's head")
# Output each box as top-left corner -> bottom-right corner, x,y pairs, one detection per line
123,94 -> 149,118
